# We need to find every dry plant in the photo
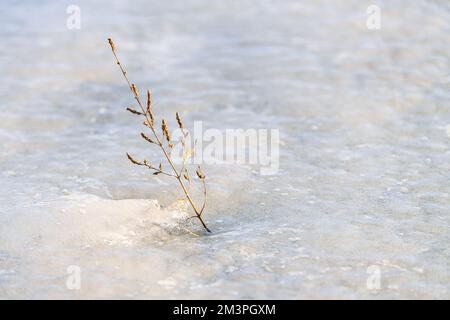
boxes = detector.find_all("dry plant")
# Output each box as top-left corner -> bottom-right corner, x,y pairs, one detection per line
108,38 -> 211,233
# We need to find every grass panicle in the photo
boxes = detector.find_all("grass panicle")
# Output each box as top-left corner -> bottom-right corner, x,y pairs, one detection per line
108,38 -> 211,233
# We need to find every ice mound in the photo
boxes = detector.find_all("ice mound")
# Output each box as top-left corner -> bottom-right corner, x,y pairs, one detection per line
50,194 -> 194,246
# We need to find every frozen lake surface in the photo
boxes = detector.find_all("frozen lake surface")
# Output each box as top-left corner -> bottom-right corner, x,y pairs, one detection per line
0,0 -> 449,299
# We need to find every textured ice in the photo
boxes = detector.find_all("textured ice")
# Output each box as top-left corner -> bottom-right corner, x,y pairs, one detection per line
0,0 -> 449,299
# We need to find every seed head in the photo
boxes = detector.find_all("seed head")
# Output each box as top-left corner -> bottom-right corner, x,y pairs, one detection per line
176,112 -> 184,130
126,153 -> 142,165
147,90 -> 155,125
141,132 -> 155,144
107,38 -> 116,52
162,119 -> 170,142
126,107 -> 143,115
131,84 -> 139,97
196,166 -> 205,179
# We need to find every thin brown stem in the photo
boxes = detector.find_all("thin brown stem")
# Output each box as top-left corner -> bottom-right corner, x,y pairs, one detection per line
143,162 -> 177,177
199,178 -> 207,217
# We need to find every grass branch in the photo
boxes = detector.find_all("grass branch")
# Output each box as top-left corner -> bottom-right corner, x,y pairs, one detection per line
108,38 -> 211,233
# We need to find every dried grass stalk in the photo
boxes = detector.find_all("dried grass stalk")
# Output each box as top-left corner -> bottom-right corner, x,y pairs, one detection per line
108,38 -> 211,233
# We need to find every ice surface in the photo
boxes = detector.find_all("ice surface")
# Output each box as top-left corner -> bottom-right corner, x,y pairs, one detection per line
0,0 -> 449,299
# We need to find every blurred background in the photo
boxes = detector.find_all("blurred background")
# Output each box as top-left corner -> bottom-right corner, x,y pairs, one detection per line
0,0 -> 449,299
